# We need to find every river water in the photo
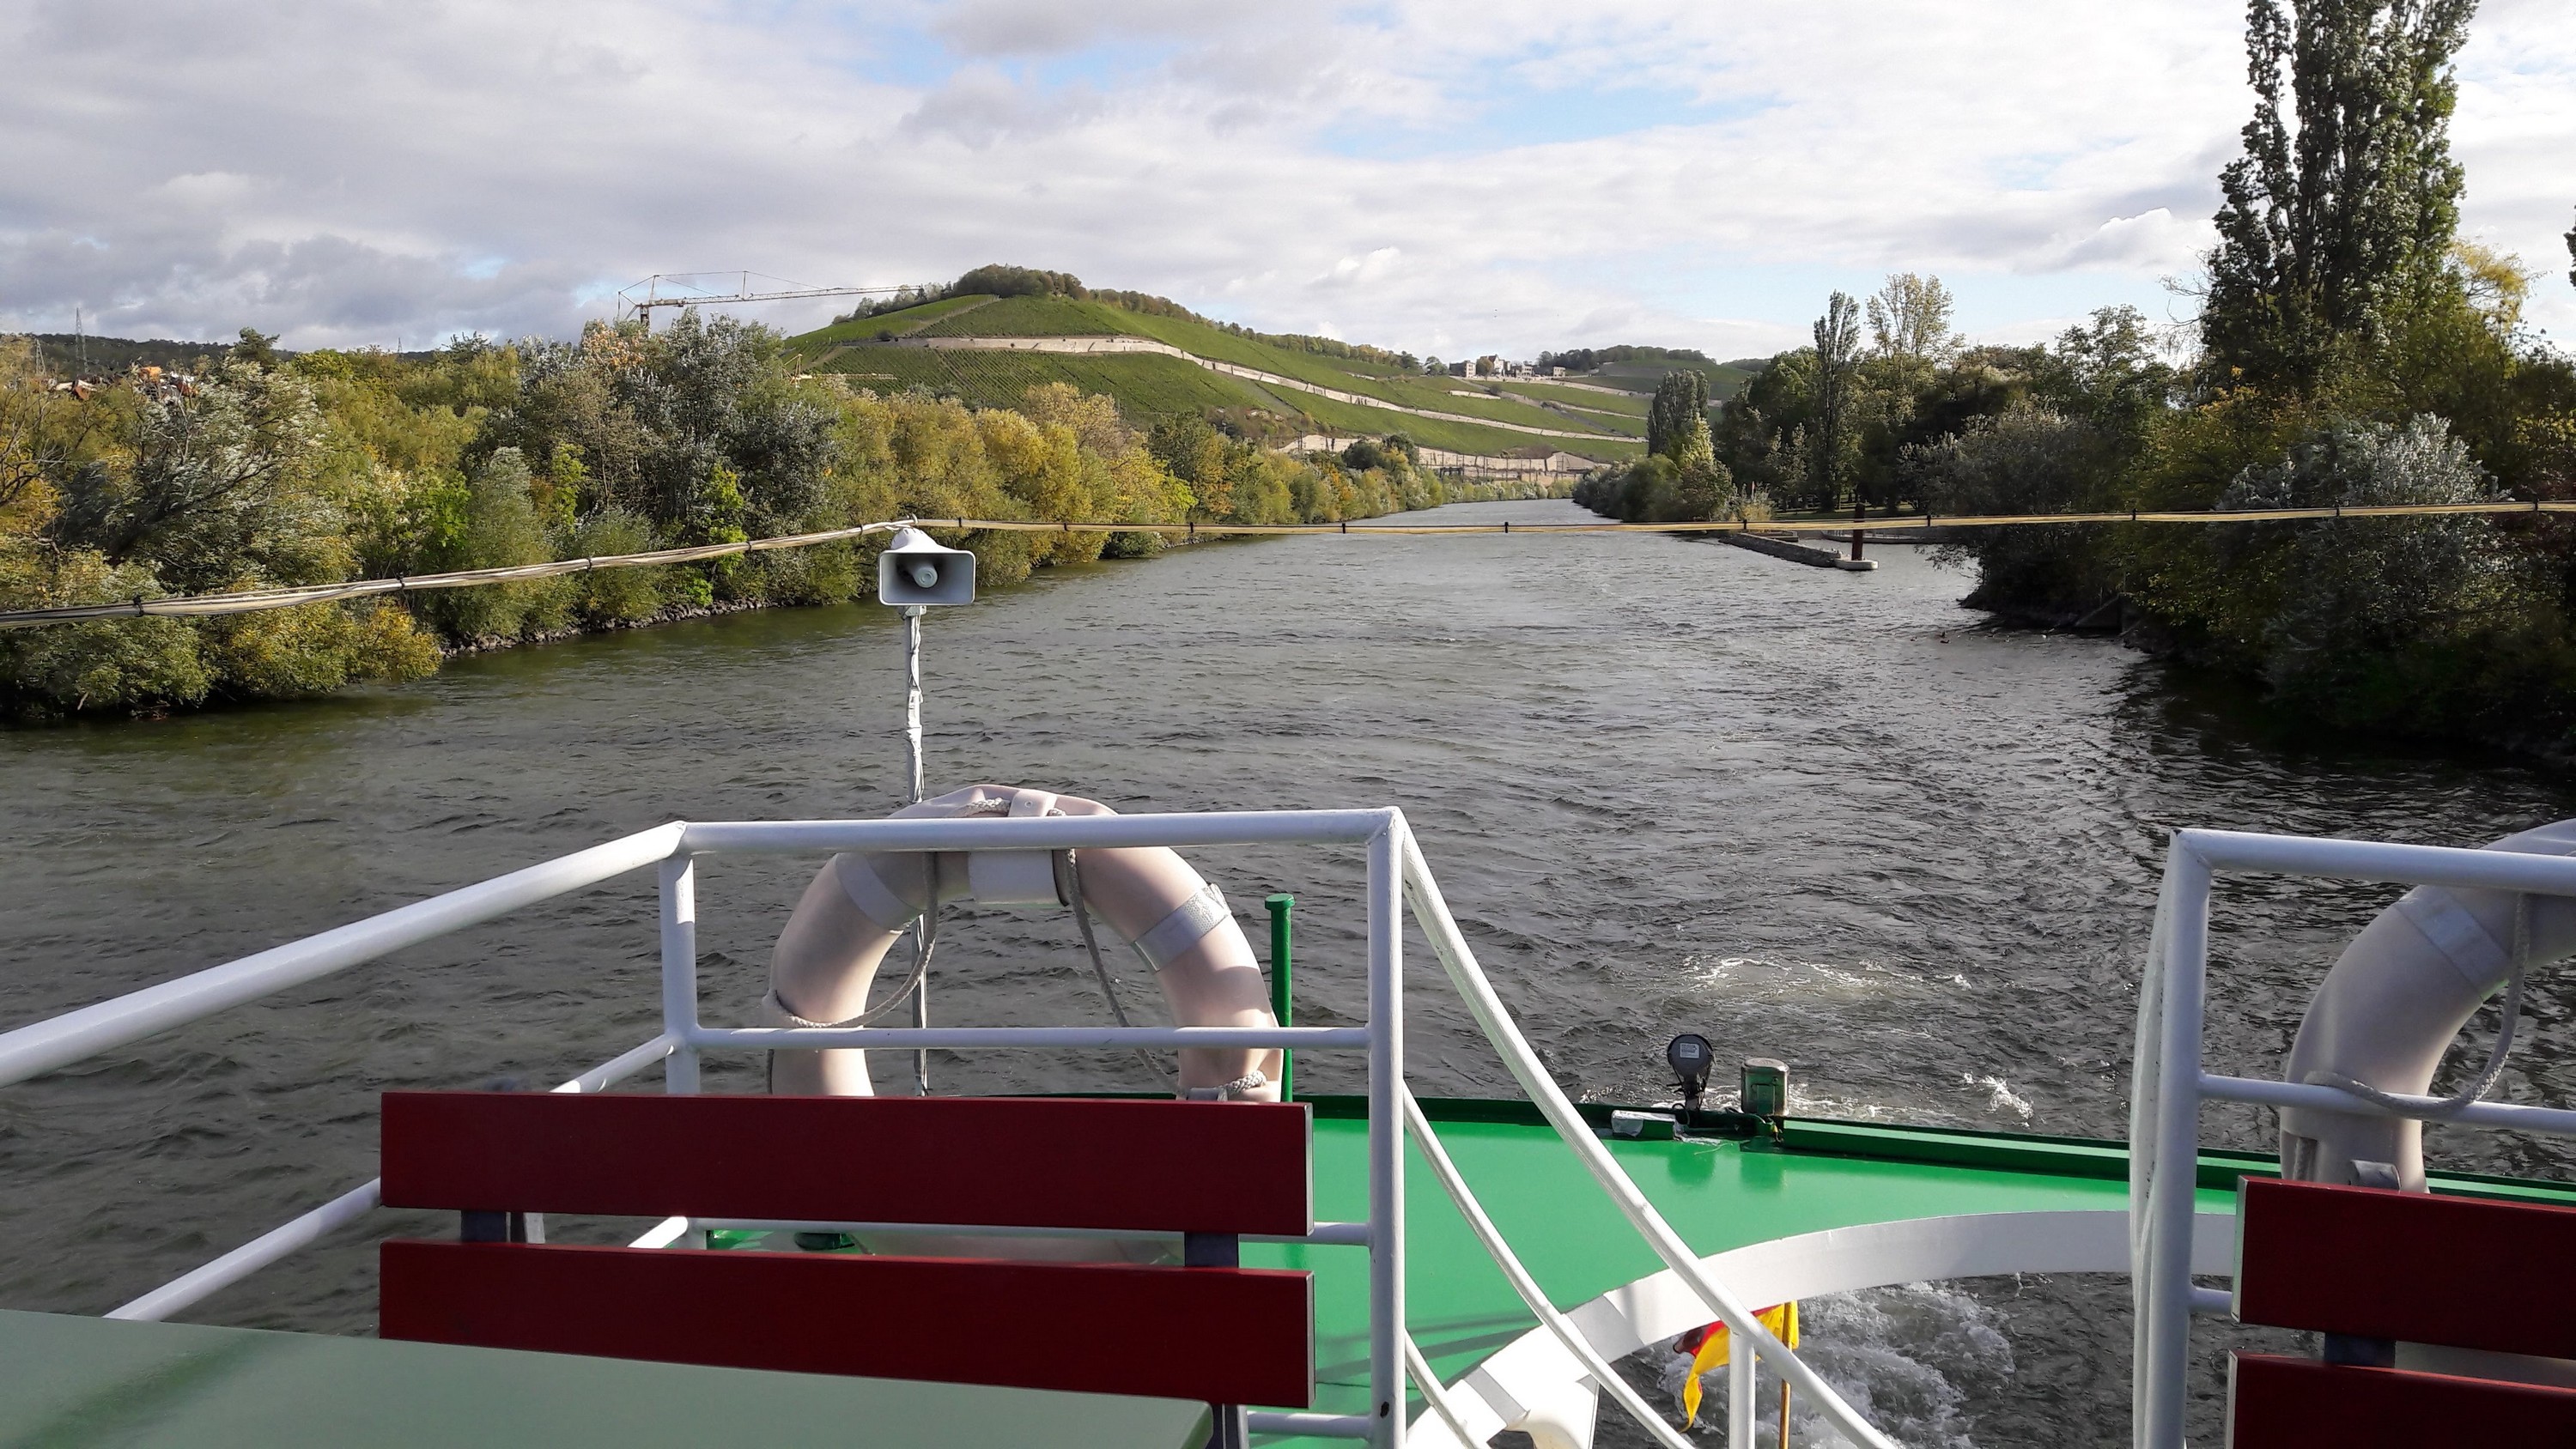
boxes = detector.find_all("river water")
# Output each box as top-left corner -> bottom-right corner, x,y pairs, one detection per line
5,497 -> 2572,1445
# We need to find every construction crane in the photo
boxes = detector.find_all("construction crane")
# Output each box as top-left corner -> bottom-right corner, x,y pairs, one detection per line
615,272 -> 939,327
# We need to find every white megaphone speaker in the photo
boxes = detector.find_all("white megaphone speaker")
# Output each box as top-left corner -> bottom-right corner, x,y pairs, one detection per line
877,526 -> 976,607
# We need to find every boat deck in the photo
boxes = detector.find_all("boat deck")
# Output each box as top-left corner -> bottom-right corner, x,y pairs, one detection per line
5,1100 -> 2568,1446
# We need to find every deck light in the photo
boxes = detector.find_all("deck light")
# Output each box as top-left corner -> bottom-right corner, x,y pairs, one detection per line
1667,1033 -> 1714,1104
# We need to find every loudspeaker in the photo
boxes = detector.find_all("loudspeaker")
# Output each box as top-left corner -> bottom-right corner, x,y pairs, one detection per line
877,527 -> 976,607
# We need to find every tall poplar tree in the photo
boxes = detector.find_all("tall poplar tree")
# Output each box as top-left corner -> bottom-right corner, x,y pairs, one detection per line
1810,291 -> 1861,506
2201,0 -> 2476,388
1646,369 -> 1709,459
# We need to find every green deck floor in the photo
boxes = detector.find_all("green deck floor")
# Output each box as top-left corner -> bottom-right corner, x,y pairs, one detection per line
1276,1106 -> 2177,1442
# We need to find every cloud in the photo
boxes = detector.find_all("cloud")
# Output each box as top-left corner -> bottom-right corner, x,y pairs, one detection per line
0,1 -> 2567,356
2046,209 -> 2208,272
1314,247 -> 1402,288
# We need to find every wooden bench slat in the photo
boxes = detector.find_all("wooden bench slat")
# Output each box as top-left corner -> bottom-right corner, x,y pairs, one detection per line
381,1240 -> 1315,1408
2230,1353 -> 2576,1446
2235,1177 -> 2576,1358
381,1094 -> 1312,1236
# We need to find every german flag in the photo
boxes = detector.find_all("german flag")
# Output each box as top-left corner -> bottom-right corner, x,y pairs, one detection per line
1676,1302 -> 1798,1428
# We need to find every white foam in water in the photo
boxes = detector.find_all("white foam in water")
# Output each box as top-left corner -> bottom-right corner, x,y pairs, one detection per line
1962,1074 -> 2036,1121
1649,1284 -> 2015,1447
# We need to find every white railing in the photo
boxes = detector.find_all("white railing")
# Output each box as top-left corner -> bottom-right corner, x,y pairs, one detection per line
0,807 -> 1898,1449
2127,828 -> 2576,1449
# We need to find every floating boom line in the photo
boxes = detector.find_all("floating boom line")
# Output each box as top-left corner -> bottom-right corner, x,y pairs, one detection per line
4,501 -> 2572,629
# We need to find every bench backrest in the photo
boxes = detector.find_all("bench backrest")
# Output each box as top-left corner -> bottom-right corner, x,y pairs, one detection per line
2233,1176 -> 2576,1358
383,1091 -> 1314,1235
2229,1177 -> 2576,1446
377,1092 -> 1316,1408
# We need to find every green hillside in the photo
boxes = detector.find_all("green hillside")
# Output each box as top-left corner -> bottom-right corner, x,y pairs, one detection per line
826,348 -> 1278,417
915,296 -> 1133,336
790,292 -> 1645,461
1580,358 -> 1765,401
792,294 -> 999,349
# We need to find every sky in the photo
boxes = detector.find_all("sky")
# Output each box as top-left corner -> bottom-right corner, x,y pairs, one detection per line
1,1 -> 2569,362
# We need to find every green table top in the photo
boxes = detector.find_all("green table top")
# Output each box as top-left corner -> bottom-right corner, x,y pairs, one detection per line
0,1308 -> 1212,1449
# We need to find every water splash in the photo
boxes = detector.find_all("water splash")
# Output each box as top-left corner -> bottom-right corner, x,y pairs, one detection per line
1645,1283 -> 2015,1447
1963,1074 -> 2036,1120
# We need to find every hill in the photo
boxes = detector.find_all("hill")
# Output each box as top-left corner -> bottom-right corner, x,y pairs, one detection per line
17,333 -> 240,376
788,294 -> 1649,462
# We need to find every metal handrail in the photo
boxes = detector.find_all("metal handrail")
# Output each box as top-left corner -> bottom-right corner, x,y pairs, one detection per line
2127,827 -> 2576,1449
0,823 -> 688,1089
1400,1088 -> 1698,1449
108,1033 -> 683,1322
1397,830 -> 1900,1449
2,804 -> 1900,1449
1403,1336 -> 1479,1446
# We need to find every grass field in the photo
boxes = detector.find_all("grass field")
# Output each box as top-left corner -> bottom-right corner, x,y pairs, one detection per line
914,295 -> 1138,337
1489,379 -> 1650,417
822,346 -> 1284,421
1581,359 -> 1765,401
788,295 -> 1000,354
1282,391 -> 1643,458
789,294 -> 1659,460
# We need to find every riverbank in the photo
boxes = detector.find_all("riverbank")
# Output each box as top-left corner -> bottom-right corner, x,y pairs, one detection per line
320,484 -> 1587,676
3,318 -> 1573,719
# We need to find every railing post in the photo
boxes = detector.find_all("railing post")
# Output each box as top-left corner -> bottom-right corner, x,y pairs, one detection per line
1727,1342 -> 1755,1448
1367,817 -> 1406,1448
1267,894 -> 1294,1102
659,855 -> 702,1096
2138,845 -> 2211,1449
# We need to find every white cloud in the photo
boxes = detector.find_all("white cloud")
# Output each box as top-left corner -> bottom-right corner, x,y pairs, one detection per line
0,1 -> 2567,356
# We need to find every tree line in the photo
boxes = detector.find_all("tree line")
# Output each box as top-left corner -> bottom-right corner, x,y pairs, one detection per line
1583,0 -> 2576,752
0,315 -> 1554,718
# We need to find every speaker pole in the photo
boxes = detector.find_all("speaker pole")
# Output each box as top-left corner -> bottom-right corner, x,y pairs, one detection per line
902,603 -> 925,804
902,602 -> 931,1094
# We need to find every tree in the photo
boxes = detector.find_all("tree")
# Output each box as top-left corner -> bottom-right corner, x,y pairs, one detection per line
1866,273 -> 1959,365
1811,292 -> 1862,506
2201,0 -> 2476,388
234,328 -> 282,368
1645,369 -> 1709,459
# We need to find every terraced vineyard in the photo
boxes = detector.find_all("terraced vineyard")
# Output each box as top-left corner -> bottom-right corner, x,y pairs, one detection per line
790,294 -> 999,350
1491,379 -> 1650,417
791,291 -> 1654,461
913,296 -> 1135,336
828,347 -> 1281,421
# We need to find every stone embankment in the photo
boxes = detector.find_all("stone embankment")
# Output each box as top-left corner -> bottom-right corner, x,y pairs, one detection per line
1287,435 -> 1595,478
1715,531 -> 1876,571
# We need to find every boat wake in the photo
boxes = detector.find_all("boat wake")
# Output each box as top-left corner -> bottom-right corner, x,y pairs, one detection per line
1620,1283 -> 2015,1447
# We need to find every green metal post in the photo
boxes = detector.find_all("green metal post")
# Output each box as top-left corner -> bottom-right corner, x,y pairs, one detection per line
1265,894 -> 1293,1102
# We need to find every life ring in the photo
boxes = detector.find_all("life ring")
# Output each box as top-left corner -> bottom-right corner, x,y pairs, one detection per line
763,784 -> 1282,1100
2280,819 -> 2576,1191
2278,819 -> 2576,1385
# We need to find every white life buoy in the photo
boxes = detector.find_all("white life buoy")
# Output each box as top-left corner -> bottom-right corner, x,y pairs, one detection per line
763,784 -> 1282,1100
2280,819 -> 2576,1190
2278,819 -> 2576,1385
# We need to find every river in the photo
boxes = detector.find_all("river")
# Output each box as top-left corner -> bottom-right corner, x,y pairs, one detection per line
4,497 -> 2570,1445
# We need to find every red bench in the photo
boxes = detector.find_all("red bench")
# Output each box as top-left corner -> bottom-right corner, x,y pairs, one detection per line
378,1093 -> 1315,1416
2228,1175 -> 2576,1445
